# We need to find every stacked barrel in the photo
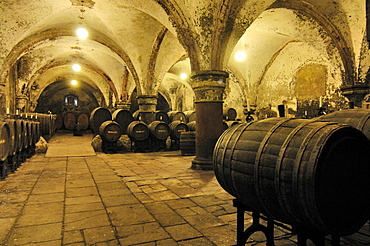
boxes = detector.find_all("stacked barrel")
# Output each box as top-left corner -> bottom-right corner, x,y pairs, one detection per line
1,112 -> 57,179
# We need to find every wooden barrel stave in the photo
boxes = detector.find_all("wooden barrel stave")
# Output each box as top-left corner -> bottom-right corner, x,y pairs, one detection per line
214,117 -> 370,236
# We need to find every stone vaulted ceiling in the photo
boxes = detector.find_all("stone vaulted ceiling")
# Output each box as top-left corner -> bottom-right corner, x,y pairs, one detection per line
0,0 -> 368,114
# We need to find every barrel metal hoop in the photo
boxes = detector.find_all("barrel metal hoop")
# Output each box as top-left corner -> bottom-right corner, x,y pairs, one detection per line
293,121 -> 338,228
356,113 -> 370,132
275,119 -> 314,222
254,118 -> 292,217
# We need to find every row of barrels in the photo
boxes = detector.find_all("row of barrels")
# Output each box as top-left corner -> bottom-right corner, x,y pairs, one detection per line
0,118 -> 40,178
214,108 -> 370,238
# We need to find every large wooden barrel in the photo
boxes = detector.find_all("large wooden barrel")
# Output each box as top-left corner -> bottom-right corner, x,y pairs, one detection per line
5,119 -> 16,156
169,121 -> 188,140
155,111 -> 169,124
112,109 -> 134,134
23,120 -> 32,148
180,131 -> 196,156
184,110 -> 196,123
63,112 -> 76,130
167,111 -> 186,122
99,121 -> 122,142
0,122 -> 11,162
77,113 -> 89,130
148,121 -> 170,141
15,119 -> 25,152
90,107 -> 112,133
127,121 -> 150,141
316,109 -> 370,139
214,117 -> 370,236
223,107 -> 237,120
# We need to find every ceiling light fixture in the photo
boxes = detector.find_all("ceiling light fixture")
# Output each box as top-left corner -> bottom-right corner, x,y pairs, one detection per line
72,64 -> 81,72
180,73 -> 188,80
76,27 -> 88,39
71,80 -> 78,85
235,51 -> 246,62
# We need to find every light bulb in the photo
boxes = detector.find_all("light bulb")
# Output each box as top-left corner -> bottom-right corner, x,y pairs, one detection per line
180,73 -> 187,80
71,80 -> 78,85
235,51 -> 246,62
72,64 -> 81,72
76,28 -> 88,39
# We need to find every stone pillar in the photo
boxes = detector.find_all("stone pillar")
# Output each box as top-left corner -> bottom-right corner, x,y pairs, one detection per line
341,84 -> 369,107
191,70 -> 228,170
137,95 -> 157,124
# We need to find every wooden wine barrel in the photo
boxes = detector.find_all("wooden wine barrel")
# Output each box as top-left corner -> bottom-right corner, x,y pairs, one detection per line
214,117 -> 370,236
0,122 -> 11,162
187,121 -> 196,131
180,131 -> 196,156
99,121 -> 122,142
223,107 -> 237,121
167,111 -> 186,122
5,119 -> 16,156
148,121 -> 170,141
63,112 -> 76,130
23,120 -> 32,148
184,110 -> 196,123
90,107 -> 112,133
15,119 -> 25,152
127,121 -> 150,141
112,109 -> 134,134
316,109 -> 370,139
155,110 -> 169,124
169,121 -> 188,140
77,113 -> 89,130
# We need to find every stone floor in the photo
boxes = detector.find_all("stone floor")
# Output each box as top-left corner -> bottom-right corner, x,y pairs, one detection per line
0,133 -> 369,245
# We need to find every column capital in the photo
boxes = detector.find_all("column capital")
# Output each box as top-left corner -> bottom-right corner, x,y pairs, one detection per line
191,70 -> 229,103
137,94 -> 157,112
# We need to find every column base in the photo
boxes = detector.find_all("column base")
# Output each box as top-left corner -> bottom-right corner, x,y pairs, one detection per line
191,157 -> 214,170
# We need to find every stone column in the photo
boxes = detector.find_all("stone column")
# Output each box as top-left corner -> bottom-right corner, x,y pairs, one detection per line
137,95 -> 157,124
191,70 -> 228,170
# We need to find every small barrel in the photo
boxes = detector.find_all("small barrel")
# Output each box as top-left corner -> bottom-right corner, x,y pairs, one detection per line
99,121 -> 122,142
148,121 -> 170,141
180,131 -> 196,156
77,113 -> 90,130
112,109 -> 134,134
127,121 -> 150,141
167,111 -> 186,122
223,107 -> 237,121
184,110 -> 196,123
0,122 -> 11,162
155,111 -> 169,124
63,112 -> 76,130
187,121 -> 196,131
316,109 -> 370,140
214,117 -> 370,236
169,121 -> 189,140
90,107 -> 112,133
